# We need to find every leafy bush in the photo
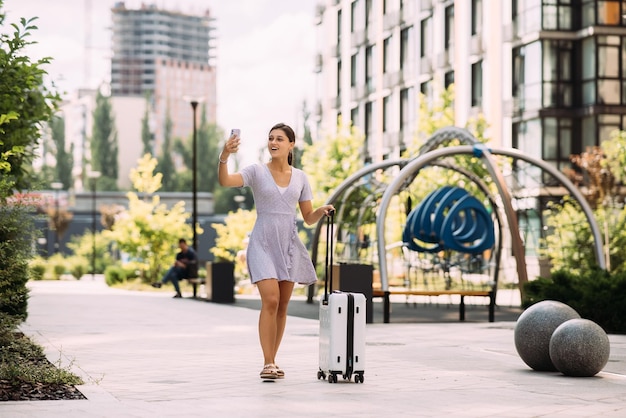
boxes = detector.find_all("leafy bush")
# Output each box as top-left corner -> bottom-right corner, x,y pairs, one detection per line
29,258 -> 47,281
0,203 -> 37,320
523,269 -> 626,334
104,265 -> 126,286
67,256 -> 89,280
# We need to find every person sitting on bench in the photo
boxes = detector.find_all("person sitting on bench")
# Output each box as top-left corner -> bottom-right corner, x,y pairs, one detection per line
152,238 -> 197,298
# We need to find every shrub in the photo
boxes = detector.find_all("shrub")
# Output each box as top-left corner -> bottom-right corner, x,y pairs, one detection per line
29,258 -> 47,281
67,256 -> 89,280
523,269 -> 626,334
104,265 -> 126,286
0,204 -> 36,320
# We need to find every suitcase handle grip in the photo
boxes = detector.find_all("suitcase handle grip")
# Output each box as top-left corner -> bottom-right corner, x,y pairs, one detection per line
323,209 -> 335,303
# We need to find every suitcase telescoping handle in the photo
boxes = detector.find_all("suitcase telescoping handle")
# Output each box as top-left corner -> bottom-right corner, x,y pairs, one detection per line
323,209 -> 335,304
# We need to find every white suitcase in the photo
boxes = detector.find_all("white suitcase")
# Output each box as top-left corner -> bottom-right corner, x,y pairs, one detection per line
317,210 -> 366,383
318,291 -> 366,383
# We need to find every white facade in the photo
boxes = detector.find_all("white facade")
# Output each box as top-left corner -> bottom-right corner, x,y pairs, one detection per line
314,0 -> 506,163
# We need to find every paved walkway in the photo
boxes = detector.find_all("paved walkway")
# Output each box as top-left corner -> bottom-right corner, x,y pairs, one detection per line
2,278 -> 626,417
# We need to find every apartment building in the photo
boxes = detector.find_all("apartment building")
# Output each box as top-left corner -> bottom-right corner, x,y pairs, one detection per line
110,2 -> 217,154
314,0 -> 626,169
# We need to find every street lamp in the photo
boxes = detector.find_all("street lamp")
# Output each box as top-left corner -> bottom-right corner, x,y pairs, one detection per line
87,171 -> 101,279
51,182 -> 63,254
183,95 -> 204,252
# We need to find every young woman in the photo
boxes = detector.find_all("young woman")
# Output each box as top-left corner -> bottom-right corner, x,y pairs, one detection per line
218,123 -> 334,379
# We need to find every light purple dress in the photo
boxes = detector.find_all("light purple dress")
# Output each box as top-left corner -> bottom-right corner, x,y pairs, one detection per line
240,164 -> 318,285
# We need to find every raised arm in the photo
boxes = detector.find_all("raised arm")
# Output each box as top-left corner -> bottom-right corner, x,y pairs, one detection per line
218,131 -> 244,187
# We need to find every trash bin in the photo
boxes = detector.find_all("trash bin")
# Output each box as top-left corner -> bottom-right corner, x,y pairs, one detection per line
206,261 -> 235,303
331,263 -> 374,323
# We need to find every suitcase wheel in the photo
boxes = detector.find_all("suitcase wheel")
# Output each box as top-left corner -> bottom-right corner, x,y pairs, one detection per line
317,370 -> 326,380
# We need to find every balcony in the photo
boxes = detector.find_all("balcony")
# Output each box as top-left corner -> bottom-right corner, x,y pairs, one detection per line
383,11 -> 401,32
383,71 -> 403,90
420,56 -> 433,74
351,30 -> 366,49
419,0 -> 433,12
470,34 -> 483,56
437,50 -> 450,68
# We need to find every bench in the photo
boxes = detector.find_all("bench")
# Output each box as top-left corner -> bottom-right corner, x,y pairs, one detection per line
372,289 -> 495,323
185,278 -> 205,298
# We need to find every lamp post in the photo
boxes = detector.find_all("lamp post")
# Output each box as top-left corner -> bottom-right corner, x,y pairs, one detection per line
183,96 -> 204,252
51,182 -> 63,254
88,171 -> 101,279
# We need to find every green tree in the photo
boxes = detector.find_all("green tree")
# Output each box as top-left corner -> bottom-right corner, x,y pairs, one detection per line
174,105 -> 222,193
301,117 -> 365,209
141,92 -> 153,156
156,109 -> 177,191
90,89 -> 118,190
50,115 -> 73,189
0,2 -> 60,319
105,154 -> 194,282
0,8 -> 60,191
293,100 -> 313,168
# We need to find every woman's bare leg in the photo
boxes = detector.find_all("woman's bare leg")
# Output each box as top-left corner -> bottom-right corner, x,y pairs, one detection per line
256,279 -> 280,366
273,280 -> 295,360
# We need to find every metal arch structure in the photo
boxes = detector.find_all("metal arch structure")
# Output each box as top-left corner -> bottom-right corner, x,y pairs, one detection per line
307,151 -> 507,302
376,145 -> 606,296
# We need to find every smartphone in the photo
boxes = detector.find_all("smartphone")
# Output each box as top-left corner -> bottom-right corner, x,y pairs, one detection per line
231,129 -> 240,138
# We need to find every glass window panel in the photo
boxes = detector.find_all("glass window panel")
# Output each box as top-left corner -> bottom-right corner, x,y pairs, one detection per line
543,5 -> 557,29
598,1 -> 622,25
581,116 -> 597,149
582,37 -> 596,79
543,118 -> 558,159
543,41 -> 558,81
598,45 -> 619,77
581,0 -> 595,26
471,0 -> 483,35
598,79 -> 620,104
582,80 -> 596,104
560,46 -> 572,80
560,119 -> 572,159
558,2 -> 572,29
561,84 -> 573,106
525,42 -> 542,84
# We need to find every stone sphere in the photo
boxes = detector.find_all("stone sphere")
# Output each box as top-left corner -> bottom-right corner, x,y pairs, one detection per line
549,318 -> 610,377
514,300 -> 580,371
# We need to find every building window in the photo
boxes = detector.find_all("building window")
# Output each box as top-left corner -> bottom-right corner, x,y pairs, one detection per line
420,80 -> 432,104
582,35 -> 625,105
444,5 -> 454,50
543,0 -> 572,30
471,0 -> 483,36
471,61 -> 482,107
445,70 -> 455,89
366,45 -> 374,94
366,0 -> 373,29
351,54 -> 358,87
351,106 -> 359,128
513,42 -> 542,112
337,60 -> 342,99
400,87 -> 411,133
383,95 -> 390,133
420,17 -> 431,58
400,26 -> 412,71
542,40 -> 573,108
365,101 -> 373,139
383,37 -> 391,74
351,0 -> 357,32
543,117 -> 573,176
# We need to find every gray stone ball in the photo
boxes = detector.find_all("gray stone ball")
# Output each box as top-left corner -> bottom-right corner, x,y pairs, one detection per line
514,300 -> 580,371
549,318 -> 610,377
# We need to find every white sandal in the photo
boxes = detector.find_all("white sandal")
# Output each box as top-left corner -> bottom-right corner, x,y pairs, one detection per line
260,364 -> 278,379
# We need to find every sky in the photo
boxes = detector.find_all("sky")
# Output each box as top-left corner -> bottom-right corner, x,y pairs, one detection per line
3,0 -> 319,165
